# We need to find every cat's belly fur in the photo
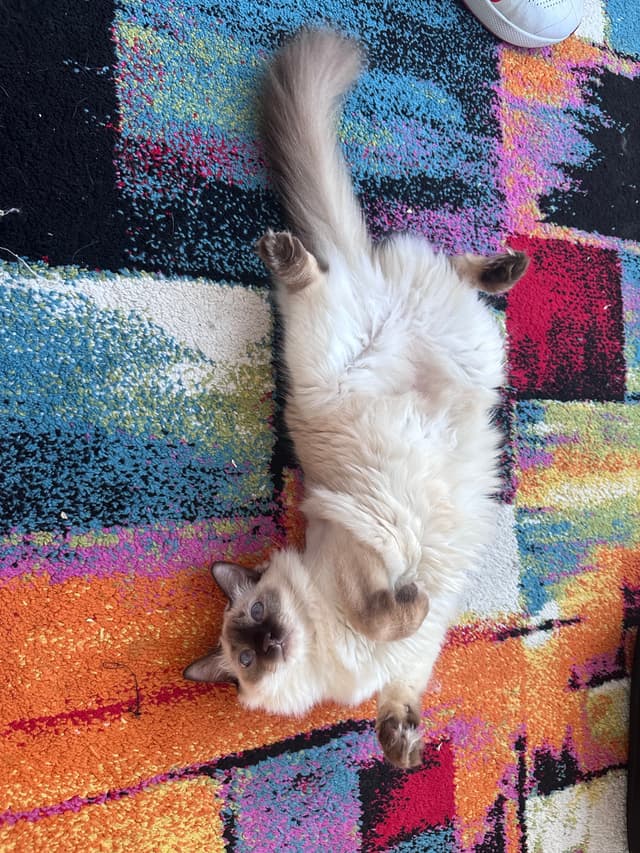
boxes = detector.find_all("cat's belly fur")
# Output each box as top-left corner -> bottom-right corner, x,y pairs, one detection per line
278,247 -> 507,712
294,383 -> 501,574
286,246 -> 506,511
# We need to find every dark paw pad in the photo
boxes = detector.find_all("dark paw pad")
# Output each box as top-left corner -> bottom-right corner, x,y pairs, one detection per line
395,582 -> 418,604
256,230 -> 304,269
395,581 -> 429,630
256,230 -> 316,292
479,251 -> 529,292
376,705 -> 423,768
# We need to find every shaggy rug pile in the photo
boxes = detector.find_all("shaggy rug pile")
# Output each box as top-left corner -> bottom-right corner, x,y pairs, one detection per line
1,0 -> 639,850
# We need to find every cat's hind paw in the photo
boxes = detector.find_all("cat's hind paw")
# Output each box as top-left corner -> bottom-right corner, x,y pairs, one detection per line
453,249 -> 529,294
255,230 -> 320,292
476,250 -> 529,293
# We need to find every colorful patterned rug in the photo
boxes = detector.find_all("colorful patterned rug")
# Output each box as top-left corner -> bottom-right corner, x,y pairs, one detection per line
2,1 -> 639,850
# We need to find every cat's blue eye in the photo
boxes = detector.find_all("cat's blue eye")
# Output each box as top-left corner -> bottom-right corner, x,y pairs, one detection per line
239,649 -> 255,667
250,601 -> 265,622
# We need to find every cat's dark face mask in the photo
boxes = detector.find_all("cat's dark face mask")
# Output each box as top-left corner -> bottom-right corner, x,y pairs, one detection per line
183,561 -> 290,686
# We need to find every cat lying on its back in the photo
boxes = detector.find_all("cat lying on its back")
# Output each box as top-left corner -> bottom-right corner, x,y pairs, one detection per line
184,28 -> 527,768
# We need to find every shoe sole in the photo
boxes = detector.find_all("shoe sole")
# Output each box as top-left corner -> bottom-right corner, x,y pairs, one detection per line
463,0 -> 576,47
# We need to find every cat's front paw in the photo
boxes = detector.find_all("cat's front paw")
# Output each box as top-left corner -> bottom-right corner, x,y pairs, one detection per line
376,702 -> 423,769
359,581 -> 429,643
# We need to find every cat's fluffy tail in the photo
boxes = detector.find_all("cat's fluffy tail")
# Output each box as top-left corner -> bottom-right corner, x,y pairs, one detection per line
261,29 -> 369,264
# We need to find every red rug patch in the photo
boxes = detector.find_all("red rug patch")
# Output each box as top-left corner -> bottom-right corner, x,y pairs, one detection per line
506,236 -> 626,401
359,739 -> 456,850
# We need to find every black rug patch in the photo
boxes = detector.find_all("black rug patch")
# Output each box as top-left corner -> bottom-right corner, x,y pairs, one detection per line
541,70 -> 640,242
0,0 -> 127,269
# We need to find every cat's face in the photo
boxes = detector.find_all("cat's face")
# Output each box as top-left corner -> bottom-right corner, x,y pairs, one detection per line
184,553 -> 315,714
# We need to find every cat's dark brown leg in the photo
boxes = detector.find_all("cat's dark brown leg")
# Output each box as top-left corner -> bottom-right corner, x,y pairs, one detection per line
350,581 -> 429,643
256,230 -> 322,292
335,543 -> 430,643
376,681 -> 424,768
452,250 -> 529,293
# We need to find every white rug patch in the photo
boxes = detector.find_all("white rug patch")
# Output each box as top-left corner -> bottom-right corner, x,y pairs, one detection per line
462,503 -> 522,618
525,769 -> 627,852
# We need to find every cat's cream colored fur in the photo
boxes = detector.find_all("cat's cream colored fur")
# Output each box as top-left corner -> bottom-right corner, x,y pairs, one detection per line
184,28 -> 528,767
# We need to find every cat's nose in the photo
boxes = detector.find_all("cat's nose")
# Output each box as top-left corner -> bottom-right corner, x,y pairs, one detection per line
262,632 -> 281,652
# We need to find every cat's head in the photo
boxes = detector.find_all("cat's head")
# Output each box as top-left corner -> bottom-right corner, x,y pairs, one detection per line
183,551 -> 317,714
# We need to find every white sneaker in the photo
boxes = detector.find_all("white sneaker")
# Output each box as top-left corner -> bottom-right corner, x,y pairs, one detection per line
463,0 -> 584,47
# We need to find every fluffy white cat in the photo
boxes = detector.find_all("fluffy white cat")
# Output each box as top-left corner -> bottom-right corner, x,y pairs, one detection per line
184,28 -> 528,767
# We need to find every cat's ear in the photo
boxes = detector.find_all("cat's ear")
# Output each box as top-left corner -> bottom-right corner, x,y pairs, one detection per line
183,646 -> 238,685
211,561 -> 259,602
452,251 -> 529,294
